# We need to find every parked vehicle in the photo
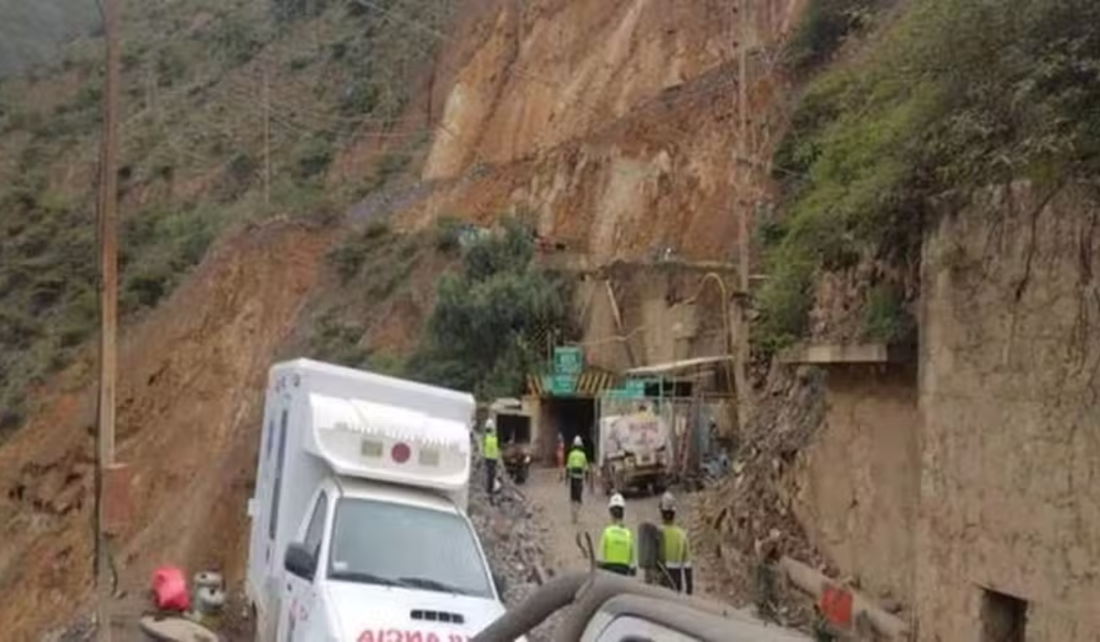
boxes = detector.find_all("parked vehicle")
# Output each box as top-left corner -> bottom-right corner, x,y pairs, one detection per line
597,406 -> 671,496
489,398 -> 533,485
246,359 -> 515,642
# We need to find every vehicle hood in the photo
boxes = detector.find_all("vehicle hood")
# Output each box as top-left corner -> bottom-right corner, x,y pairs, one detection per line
324,581 -> 512,642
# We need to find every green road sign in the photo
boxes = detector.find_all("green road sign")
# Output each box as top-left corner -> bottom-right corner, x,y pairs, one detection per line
553,347 -> 584,375
605,378 -> 649,399
545,374 -> 578,396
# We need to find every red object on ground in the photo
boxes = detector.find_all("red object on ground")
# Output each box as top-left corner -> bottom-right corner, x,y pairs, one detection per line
821,584 -> 854,629
152,566 -> 191,612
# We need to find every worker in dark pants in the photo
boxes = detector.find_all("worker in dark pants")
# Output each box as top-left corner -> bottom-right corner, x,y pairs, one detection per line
565,436 -> 588,524
483,418 -> 500,504
657,492 -> 693,594
598,494 -> 636,576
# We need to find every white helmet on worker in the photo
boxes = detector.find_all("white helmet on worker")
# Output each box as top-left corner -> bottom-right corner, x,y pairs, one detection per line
608,493 -> 626,509
659,491 -> 677,512
484,417 -> 495,431
572,435 -> 583,447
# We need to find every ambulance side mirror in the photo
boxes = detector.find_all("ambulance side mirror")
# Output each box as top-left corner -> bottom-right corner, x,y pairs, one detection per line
284,542 -> 317,580
492,571 -> 508,597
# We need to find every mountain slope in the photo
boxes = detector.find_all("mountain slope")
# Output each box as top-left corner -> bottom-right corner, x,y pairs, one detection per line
0,0 -> 97,76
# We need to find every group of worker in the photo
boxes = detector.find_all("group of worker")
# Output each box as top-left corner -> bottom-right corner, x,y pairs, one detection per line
577,440 -> 694,596
484,422 -> 693,595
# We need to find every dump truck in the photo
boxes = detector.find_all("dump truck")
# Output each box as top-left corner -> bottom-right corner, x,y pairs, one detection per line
597,406 -> 671,496
246,359 -> 519,642
488,398 -> 533,485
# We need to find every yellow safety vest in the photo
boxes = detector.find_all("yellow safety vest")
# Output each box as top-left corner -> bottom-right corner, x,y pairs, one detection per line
600,524 -> 634,566
566,448 -> 587,477
483,433 -> 500,460
660,525 -> 692,569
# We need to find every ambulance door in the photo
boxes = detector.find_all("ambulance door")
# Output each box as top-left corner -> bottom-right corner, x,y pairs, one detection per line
284,488 -> 329,642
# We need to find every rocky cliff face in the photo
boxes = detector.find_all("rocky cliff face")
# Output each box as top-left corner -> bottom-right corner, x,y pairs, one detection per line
400,0 -> 805,262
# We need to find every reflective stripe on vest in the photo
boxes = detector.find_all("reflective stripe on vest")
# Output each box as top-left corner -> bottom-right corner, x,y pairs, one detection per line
661,525 -> 691,568
601,525 -> 633,565
566,448 -> 587,477
484,433 -> 500,460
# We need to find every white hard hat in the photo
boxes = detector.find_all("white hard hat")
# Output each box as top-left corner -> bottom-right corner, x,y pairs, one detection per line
609,493 -> 626,509
659,492 -> 677,512
484,417 -> 495,431
572,436 -> 583,447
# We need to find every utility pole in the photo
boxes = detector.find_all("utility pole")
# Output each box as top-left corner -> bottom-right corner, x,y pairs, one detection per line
733,0 -> 753,434
95,0 -> 122,639
263,61 -> 272,207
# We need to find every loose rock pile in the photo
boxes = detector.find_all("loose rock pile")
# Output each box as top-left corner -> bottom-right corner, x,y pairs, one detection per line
467,458 -> 559,642
689,365 -> 829,628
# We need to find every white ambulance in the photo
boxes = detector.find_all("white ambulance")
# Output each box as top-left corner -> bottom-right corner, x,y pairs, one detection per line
246,359 -> 513,642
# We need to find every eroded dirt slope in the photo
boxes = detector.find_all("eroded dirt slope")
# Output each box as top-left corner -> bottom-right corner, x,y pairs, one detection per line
0,222 -> 331,639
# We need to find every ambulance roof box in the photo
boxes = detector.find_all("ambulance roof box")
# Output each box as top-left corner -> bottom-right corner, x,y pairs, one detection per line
271,359 -> 475,495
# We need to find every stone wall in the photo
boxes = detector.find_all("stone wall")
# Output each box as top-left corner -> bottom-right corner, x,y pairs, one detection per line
791,363 -> 919,610
917,183 -> 1100,640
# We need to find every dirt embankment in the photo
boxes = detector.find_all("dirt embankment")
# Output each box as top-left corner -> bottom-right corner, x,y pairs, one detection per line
0,221 -> 331,639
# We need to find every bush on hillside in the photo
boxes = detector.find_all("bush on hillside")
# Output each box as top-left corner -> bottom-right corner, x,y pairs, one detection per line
208,17 -> 264,65
786,0 -> 884,72
758,0 -> 1100,352
408,218 -> 570,399
271,0 -> 328,24
292,136 -> 335,182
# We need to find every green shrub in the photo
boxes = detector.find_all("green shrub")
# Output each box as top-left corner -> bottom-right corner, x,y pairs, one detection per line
760,0 -> 1100,351
433,216 -> 463,253
310,312 -> 368,367
292,137 -> 335,181
327,222 -> 392,283
408,218 -> 570,398
125,268 -> 172,308
862,284 -> 915,342
786,0 -> 883,72
340,79 -> 380,116
209,17 -> 264,65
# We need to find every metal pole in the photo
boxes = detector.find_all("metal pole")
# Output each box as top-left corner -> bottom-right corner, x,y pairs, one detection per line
96,0 -> 121,638
733,0 -> 752,435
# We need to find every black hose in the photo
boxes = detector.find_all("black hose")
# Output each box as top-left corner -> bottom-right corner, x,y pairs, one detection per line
472,570 -> 746,642
471,572 -> 591,642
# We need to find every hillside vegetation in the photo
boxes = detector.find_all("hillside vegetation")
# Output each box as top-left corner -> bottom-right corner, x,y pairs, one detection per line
0,0 -> 97,76
757,0 -> 1100,351
0,0 -> 450,438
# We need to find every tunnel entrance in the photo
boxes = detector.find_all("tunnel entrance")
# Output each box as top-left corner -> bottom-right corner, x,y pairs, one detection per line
539,396 -> 598,463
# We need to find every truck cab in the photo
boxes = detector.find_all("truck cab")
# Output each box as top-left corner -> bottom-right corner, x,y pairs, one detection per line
247,359 -> 510,642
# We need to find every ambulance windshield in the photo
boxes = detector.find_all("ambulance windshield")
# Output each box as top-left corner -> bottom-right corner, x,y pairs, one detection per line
327,498 -> 494,599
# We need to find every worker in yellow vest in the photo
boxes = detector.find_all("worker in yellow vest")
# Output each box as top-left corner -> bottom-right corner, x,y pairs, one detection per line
483,418 -> 500,503
565,436 -> 588,524
657,492 -> 693,594
598,493 -> 636,576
